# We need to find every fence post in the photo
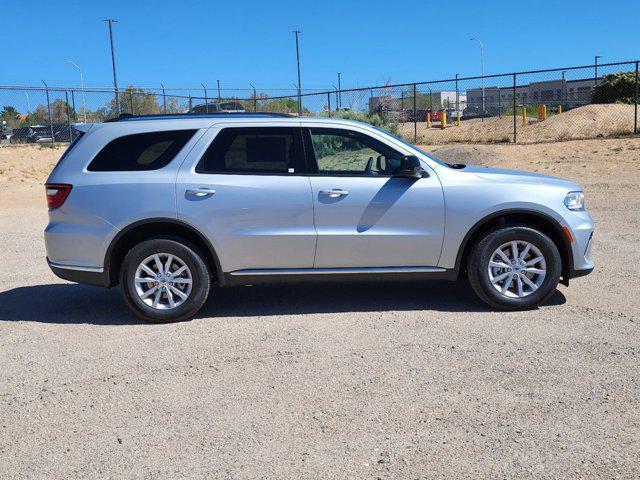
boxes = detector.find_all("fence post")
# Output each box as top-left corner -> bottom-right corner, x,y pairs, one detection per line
413,83 -> 417,143
42,81 -> 55,143
634,61 -> 638,134
188,95 -> 192,112
327,92 -> 331,116
70,90 -> 77,123
65,91 -> 72,142
512,73 -> 517,143
161,83 -> 167,114
201,84 -> 209,113
251,85 -> 257,112
129,91 -> 134,114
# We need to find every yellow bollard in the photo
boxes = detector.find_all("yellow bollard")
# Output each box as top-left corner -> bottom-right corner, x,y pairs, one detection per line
538,104 -> 547,121
441,110 -> 447,129
522,106 -> 527,126
426,113 -> 431,129
558,104 -> 563,114
456,111 -> 461,126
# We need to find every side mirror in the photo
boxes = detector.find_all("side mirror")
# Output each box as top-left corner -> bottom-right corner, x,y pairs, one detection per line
394,155 -> 427,179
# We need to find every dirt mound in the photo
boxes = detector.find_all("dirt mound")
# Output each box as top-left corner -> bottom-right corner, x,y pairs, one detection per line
0,144 -> 63,185
400,103 -> 637,144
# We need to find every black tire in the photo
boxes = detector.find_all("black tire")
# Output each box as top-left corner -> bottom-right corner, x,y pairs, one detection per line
120,238 -> 211,323
468,226 -> 561,310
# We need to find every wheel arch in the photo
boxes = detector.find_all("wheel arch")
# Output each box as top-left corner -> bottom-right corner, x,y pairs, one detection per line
454,209 -> 573,286
104,218 -> 224,287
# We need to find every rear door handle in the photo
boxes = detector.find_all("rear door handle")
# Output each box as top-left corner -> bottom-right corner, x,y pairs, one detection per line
319,189 -> 349,198
186,187 -> 216,197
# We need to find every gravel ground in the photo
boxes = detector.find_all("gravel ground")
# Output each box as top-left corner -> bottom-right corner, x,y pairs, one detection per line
0,138 -> 639,479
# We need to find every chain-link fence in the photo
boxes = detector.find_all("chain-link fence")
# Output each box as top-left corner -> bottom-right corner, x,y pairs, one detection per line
1,60 -> 638,146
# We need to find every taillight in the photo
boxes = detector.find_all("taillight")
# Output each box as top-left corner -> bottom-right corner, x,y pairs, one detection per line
45,184 -> 72,209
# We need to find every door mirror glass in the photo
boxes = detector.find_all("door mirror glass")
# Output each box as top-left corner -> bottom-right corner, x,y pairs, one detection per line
394,155 -> 426,178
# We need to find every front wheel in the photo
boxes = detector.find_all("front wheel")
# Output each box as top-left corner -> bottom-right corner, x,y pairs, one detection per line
120,238 -> 211,323
468,226 -> 561,310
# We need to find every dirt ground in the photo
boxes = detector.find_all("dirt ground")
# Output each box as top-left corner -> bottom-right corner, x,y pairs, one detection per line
0,138 -> 639,478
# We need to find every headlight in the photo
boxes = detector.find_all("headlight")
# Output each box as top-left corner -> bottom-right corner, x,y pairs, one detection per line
564,191 -> 585,211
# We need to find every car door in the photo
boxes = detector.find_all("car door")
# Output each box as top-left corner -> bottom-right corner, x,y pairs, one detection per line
305,125 -> 445,268
176,123 -> 316,273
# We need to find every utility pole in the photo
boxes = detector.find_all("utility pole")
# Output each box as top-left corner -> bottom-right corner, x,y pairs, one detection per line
293,29 -> 302,116
471,37 -> 485,119
104,19 -> 120,115
594,55 -> 602,85
337,72 -> 342,109
217,80 -> 221,101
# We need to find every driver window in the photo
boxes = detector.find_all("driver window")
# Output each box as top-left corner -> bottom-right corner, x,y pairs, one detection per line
309,128 -> 403,176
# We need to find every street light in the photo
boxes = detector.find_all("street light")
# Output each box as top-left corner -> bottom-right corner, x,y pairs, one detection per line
24,92 -> 31,115
67,60 -> 87,123
470,37 -> 485,118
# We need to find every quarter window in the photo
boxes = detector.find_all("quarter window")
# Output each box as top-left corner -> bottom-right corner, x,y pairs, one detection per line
308,128 -> 403,176
88,129 -> 196,171
196,127 -> 305,174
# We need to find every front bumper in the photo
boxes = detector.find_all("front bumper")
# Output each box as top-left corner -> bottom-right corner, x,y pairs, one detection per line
566,210 -> 594,280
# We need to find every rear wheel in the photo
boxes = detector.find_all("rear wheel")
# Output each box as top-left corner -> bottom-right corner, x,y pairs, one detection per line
468,226 -> 561,310
120,238 -> 211,323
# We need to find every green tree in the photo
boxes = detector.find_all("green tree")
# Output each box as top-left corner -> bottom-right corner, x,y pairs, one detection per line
22,99 -> 75,126
105,86 -> 161,117
0,106 -> 21,128
592,71 -> 637,104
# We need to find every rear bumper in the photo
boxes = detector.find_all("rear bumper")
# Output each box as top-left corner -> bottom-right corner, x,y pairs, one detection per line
47,259 -> 109,287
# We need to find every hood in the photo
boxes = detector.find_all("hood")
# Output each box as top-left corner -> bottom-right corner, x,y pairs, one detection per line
459,165 -> 580,190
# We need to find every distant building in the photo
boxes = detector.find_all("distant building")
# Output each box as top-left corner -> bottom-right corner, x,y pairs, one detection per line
369,90 -> 466,114
465,75 -> 602,115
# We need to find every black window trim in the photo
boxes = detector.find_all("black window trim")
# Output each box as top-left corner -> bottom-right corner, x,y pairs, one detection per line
302,127 -> 405,178
194,126 -> 312,176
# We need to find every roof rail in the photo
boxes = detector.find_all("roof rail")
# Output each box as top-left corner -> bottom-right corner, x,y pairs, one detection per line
103,112 -> 293,122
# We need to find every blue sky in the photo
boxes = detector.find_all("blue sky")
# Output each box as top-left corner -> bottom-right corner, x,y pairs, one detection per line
3,0 -> 639,94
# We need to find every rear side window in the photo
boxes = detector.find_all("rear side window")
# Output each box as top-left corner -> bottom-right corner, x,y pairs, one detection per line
88,129 -> 196,171
196,127 -> 305,174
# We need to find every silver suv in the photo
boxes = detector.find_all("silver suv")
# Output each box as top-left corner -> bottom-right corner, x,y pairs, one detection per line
44,113 -> 594,322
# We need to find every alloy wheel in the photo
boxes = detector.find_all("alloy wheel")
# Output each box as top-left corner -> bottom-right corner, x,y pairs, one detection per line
134,253 -> 193,310
487,240 -> 547,298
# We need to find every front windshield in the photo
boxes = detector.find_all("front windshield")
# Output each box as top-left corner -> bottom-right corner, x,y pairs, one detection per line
370,125 -> 449,167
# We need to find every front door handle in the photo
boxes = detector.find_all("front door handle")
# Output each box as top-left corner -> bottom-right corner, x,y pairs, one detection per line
186,187 -> 216,197
319,189 -> 349,198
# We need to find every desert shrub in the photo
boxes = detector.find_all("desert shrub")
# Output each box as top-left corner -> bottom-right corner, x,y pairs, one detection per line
592,71 -> 637,104
319,109 -> 399,136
